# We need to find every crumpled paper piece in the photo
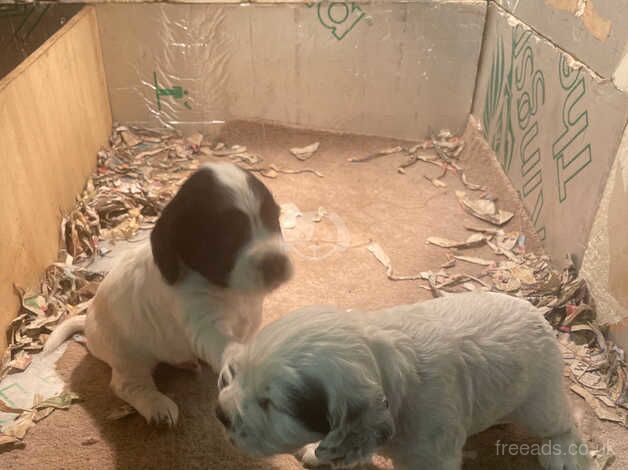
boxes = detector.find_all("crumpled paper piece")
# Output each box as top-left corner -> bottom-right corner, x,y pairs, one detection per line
0,343 -> 68,428
290,142 -> 320,161
456,191 -> 514,226
280,203 -> 302,230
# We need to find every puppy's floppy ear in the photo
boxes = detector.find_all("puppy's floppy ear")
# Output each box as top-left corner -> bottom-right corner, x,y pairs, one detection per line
314,392 -> 394,466
150,203 -> 180,284
313,328 -> 410,465
285,374 -> 331,435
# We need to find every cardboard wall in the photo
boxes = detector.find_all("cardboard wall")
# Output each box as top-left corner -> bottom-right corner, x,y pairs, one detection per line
95,1 -> 486,140
0,7 -> 112,351
472,1 -> 628,336
2,1 -> 624,343
472,2 -> 628,266
495,0 -> 628,87
581,125 -> 628,334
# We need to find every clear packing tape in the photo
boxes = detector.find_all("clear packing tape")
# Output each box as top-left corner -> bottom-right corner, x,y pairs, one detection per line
96,1 -> 485,140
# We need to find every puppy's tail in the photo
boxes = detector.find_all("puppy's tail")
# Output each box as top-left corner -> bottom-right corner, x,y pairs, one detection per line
42,315 -> 86,354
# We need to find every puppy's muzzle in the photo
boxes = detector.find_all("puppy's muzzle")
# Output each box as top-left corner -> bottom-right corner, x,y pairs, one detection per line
259,253 -> 290,288
215,404 -> 231,429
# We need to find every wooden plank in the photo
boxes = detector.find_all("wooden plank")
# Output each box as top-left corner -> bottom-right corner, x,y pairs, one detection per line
0,6 -> 112,350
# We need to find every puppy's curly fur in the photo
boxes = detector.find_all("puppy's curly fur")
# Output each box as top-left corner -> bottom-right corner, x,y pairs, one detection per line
45,163 -> 292,426
216,292 -> 588,470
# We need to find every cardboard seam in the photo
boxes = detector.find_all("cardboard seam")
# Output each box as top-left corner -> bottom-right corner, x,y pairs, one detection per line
469,1 -> 490,120
90,6 -> 114,134
489,0 -> 611,85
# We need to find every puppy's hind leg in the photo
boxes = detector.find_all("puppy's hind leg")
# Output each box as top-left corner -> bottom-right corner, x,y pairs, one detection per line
393,426 -> 465,470
110,368 -> 179,427
394,447 -> 463,470
508,376 -> 589,470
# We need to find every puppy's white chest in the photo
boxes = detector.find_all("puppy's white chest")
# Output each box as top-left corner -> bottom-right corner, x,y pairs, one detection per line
151,320 -> 197,365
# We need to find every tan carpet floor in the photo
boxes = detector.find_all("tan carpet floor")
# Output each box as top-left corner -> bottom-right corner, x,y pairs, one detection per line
3,121 -> 626,470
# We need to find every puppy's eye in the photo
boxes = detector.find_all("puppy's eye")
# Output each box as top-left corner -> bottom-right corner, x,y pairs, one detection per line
258,398 -> 270,410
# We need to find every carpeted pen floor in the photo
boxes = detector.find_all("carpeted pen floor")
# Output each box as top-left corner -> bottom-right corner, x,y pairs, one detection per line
3,121 -> 626,470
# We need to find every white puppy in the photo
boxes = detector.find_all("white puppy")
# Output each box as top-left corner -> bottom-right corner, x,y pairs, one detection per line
216,292 -> 588,470
44,162 -> 292,426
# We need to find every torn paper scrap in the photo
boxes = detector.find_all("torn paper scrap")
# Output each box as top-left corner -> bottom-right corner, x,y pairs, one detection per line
456,191 -> 514,226
279,203 -> 302,230
290,142 -> 320,161
0,343 -> 68,429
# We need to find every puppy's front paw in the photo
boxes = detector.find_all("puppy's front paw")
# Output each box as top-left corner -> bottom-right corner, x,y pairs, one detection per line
538,432 -> 590,470
314,443 -> 372,469
539,451 -> 589,470
297,443 -> 329,468
142,394 -> 179,427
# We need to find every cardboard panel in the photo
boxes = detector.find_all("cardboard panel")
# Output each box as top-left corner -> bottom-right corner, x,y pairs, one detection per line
0,7 -> 112,350
582,125 -> 628,326
472,3 -> 628,263
95,1 -> 486,139
495,0 -> 628,81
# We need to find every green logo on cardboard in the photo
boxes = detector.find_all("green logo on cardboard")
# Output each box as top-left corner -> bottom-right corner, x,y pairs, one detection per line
483,37 -> 515,173
307,2 -> 368,40
153,71 -> 192,111
483,25 -> 548,240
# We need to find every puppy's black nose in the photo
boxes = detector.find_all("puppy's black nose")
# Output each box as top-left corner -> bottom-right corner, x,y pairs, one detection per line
260,253 -> 288,285
215,405 -> 231,429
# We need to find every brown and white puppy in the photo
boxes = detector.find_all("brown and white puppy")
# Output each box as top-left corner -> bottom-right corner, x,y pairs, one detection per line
44,162 -> 292,426
216,292 -> 588,470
